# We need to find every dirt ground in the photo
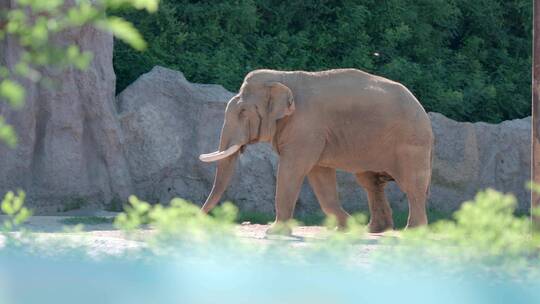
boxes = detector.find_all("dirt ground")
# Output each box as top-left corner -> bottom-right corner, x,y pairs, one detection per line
0,214 -> 385,258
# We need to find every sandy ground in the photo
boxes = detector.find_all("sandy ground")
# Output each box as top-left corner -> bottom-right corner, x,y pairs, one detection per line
0,214 -> 386,259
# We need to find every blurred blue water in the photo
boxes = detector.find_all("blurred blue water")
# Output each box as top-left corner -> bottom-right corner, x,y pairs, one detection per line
1,249 -> 538,304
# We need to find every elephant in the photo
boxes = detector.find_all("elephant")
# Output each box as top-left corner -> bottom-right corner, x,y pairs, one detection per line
199,69 -> 433,234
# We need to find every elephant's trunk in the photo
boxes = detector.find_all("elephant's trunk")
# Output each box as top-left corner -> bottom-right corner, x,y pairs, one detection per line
201,153 -> 238,213
200,108 -> 248,213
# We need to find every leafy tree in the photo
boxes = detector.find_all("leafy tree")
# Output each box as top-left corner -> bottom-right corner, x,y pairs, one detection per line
115,0 -> 532,123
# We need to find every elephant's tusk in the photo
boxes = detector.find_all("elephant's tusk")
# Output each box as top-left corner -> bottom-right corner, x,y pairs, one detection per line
200,150 -> 222,156
200,147 -> 239,157
199,145 -> 241,162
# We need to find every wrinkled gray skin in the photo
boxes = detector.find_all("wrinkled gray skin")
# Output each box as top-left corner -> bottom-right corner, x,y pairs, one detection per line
200,69 -> 433,234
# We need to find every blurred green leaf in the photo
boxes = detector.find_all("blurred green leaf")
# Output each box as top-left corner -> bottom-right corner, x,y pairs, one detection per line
0,67 -> 9,79
105,0 -> 160,13
1,195 -> 14,215
1,190 -> 30,233
0,118 -> 17,147
97,17 -> 147,50
65,2 -> 99,27
527,181 -> 540,194
17,0 -> 64,12
14,207 -> 31,225
66,45 -> 94,70
0,80 -> 25,108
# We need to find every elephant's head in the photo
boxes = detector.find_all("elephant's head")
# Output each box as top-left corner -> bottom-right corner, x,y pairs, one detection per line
199,74 -> 295,213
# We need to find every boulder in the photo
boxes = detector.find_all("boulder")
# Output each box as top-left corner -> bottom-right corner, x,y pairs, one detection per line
428,113 -> 531,212
117,66 -> 277,214
0,10 -> 132,213
118,66 -> 532,216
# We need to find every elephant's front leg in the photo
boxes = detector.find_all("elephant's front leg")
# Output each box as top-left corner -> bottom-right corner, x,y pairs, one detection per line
266,158 -> 313,236
307,166 -> 350,229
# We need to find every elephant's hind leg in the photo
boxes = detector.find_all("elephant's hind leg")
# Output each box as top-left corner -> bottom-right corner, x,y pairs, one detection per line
395,144 -> 431,229
307,166 -> 350,228
355,172 -> 394,233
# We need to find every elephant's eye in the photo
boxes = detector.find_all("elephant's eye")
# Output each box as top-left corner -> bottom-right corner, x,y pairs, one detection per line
239,109 -> 247,117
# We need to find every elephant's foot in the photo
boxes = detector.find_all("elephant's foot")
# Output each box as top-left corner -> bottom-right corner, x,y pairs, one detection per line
336,223 -> 348,231
336,214 -> 351,231
367,216 -> 394,233
404,215 -> 428,230
266,222 -> 293,236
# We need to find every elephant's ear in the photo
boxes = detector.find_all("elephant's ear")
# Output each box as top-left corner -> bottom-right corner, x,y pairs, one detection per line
266,82 -> 295,120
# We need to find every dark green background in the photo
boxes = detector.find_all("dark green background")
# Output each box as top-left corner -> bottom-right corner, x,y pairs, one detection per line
113,0 -> 531,123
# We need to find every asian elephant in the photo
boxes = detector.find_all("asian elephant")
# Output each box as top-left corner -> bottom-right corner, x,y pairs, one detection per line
199,69 -> 433,234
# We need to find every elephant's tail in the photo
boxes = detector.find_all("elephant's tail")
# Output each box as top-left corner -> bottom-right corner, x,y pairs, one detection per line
426,138 -> 434,199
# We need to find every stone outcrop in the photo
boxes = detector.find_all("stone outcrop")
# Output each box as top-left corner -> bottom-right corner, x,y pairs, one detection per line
428,113 -> 531,212
117,67 -> 277,214
0,16 -> 132,212
118,66 -> 532,216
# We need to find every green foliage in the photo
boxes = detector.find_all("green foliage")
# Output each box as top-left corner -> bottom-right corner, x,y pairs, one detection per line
111,188 -> 540,278
114,195 -> 153,230
60,197 -> 88,212
318,213 -> 367,249
0,79 -> 25,108
97,17 -> 147,50
114,196 -> 240,251
236,211 -> 274,225
236,211 -> 326,226
0,0 -> 159,146
392,208 -> 450,228
239,208 -> 451,228
59,216 -> 113,226
0,182 -> 535,279
378,189 -> 539,278
0,117 -> 17,147
104,197 -> 125,212
115,0 -> 531,123
1,187 -> 539,280
1,190 -> 31,232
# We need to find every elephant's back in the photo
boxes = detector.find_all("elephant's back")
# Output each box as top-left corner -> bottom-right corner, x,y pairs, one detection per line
309,70 -> 433,172
303,69 -> 431,134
